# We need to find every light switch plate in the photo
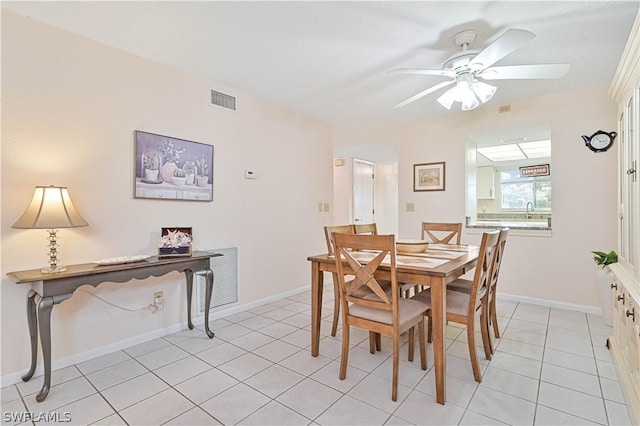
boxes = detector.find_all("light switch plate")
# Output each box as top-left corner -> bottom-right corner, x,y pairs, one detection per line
244,169 -> 257,179
406,203 -> 415,212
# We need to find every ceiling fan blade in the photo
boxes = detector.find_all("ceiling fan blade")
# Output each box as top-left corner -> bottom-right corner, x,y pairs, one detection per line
393,80 -> 455,109
470,29 -> 536,70
387,68 -> 456,78
479,64 -> 570,80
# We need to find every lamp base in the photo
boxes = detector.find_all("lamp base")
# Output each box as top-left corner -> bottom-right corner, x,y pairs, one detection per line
40,265 -> 67,274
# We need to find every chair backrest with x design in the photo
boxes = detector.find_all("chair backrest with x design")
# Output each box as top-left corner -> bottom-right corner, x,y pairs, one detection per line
324,225 -> 356,256
467,230 -> 500,317
354,223 -> 378,235
333,233 -> 398,321
421,222 -> 462,244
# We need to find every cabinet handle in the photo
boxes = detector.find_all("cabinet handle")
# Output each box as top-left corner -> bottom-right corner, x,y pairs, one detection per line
626,308 -> 635,322
611,283 -> 618,290
618,294 -> 625,303
628,161 -> 637,182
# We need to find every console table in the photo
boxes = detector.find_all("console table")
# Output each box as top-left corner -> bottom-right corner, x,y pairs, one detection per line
6,251 -> 221,402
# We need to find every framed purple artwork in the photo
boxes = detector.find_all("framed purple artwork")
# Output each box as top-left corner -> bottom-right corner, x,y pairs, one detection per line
135,130 -> 214,201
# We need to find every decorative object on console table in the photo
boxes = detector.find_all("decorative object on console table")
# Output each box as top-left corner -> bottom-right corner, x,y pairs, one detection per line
414,162 -> 446,192
592,250 -> 618,326
134,130 -> 214,201
159,227 -> 193,257
12,185 -> 88,273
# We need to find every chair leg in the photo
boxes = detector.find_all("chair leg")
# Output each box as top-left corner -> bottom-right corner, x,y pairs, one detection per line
376,332 -> 382,351
408,326 -> 415,362
369,331 -> 376,354
427,314 -> 433,343
480,304 -> 493,360
418,319 -> 427,370
331,274 -> 340,337
392,329 -> 399,401
339,324 -> 350,380
466,320 -> 482,383
490,293 -> 500,339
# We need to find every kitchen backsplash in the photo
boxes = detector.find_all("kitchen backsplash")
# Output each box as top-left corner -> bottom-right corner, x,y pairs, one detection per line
477,212 -> 552,221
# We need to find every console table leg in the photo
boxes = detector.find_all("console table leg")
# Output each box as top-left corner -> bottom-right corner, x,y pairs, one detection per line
203,269 -> 215,339
185,270 -> 194,330
22,290 -> 38,382
35,296 -> 55,402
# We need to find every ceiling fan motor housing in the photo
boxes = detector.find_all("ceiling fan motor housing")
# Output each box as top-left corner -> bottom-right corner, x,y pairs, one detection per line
443,30 -> 479,72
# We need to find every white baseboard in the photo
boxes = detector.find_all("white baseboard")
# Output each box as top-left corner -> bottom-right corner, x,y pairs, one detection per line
1,285 -> 310,387
1,285 -> 598,387
497,292 -> 602,316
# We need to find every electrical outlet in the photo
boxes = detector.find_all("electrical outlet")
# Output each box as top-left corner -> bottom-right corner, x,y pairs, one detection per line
323,203 -> 330,212
318,202 -> 323,212
154,292 -> 164,311
498,104 -> 511,113
406,203 -> 415,212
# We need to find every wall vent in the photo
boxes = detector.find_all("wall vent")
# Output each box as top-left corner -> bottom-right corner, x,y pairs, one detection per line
196,247 -> 238,314
210,90 -> 236,111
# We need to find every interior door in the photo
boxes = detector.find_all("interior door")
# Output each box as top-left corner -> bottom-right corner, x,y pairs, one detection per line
353,159 -> 374,224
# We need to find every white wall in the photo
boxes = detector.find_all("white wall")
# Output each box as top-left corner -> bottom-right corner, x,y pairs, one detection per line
398,86 -> 618,308
1,11 -> 333,379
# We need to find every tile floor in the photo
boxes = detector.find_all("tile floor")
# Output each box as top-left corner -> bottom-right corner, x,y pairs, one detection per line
1,288 -> 635,425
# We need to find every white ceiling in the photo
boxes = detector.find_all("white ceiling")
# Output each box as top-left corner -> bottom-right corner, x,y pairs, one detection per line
3,1 -> 638,125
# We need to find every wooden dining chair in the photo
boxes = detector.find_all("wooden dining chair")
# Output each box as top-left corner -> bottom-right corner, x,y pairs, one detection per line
355,222 -> 377,235
401,222 -> 463,298
421,222 -> 463,245
324,224 -> 356,337
333,232 -> 428,401
411,230 -> 500,382
447,228 -> 509,357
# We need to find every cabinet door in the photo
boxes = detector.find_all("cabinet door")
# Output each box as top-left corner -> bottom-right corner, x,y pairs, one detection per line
477,167 -> 495,199
626,298 -> 640,413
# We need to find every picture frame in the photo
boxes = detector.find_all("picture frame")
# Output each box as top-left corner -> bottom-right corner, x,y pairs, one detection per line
414,162 -> 446,192
158,227 -> 193,257
135,130 -> 214,201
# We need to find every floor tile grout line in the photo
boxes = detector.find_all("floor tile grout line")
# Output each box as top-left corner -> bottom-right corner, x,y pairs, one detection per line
4,295 -> 633,426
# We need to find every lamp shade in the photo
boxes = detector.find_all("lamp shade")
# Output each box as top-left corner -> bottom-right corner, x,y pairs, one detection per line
12,186 -> 88,229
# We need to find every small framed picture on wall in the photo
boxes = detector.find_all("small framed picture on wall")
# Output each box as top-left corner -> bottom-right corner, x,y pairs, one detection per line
413,162 -> 446,192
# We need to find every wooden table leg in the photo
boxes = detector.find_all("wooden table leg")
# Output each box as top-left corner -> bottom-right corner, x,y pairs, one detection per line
35,293 -> 72,402
311,262 -> 323,357
203,269 -> 215,339
431,278 -> 447,405
185,270 -> 195,330
22,289 -> 38,382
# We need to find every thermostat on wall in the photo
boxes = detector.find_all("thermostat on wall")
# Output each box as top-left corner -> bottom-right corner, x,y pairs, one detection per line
244,169 -> 257,179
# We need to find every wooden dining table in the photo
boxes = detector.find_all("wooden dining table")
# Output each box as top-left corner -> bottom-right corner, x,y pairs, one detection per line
307,243 -> 479,405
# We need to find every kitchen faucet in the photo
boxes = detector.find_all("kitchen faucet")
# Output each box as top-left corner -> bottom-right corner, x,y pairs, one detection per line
526,201 -> 533,219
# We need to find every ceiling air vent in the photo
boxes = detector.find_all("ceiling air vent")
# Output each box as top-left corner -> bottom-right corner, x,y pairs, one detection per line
210,89 -> 236,111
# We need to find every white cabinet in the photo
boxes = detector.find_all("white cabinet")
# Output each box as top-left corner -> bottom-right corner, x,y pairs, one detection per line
611,269 -> 640,424
477,167 -> 495,199
609,10 -> 640,425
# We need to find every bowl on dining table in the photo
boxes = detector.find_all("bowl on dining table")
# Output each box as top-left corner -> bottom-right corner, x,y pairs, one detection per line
396,239 -> 429,254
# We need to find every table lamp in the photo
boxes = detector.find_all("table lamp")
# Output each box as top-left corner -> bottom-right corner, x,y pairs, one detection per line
12,185 -> 88,273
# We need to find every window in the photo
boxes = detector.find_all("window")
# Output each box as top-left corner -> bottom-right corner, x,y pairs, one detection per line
500,168 -> 551,210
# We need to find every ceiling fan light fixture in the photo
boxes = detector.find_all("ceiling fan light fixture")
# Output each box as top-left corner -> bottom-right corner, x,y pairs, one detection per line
471,80 -> 497,103
460,93 -> 480,111
455,80 -> 479,111
436,88 -> 456,110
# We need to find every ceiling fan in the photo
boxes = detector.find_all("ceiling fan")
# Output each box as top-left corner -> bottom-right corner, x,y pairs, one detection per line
390,29 -> 570,111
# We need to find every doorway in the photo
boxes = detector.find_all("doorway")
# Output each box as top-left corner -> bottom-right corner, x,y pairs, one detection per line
353,159 -> 375,225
